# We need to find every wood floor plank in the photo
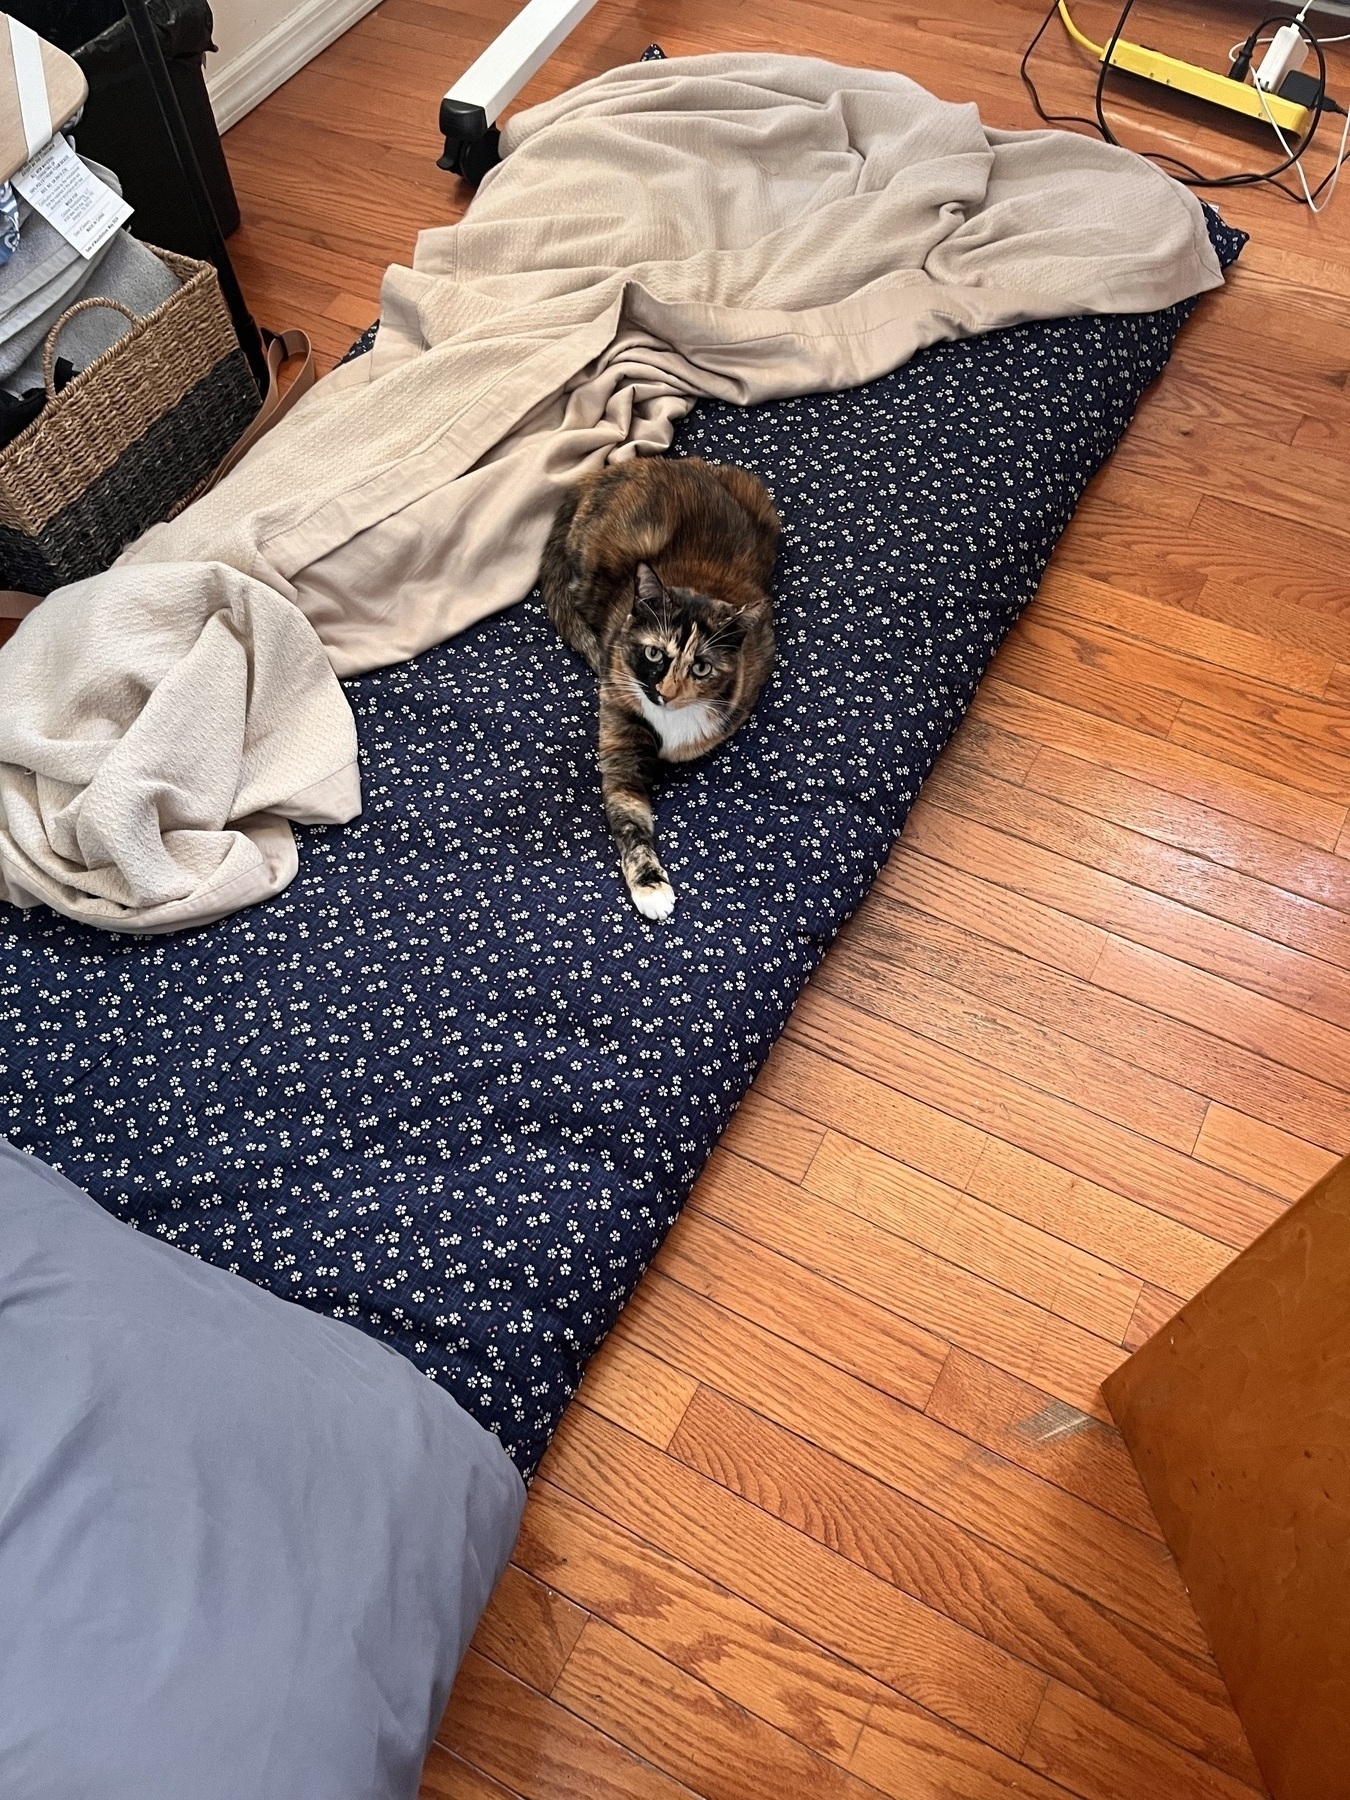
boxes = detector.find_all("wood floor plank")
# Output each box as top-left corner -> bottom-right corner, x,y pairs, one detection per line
849,1689 -> 1078,1800
924,1349 -> 1159,1542
1030,569 -> 1336,699
1021,746 -> 1350,918
1192,1105 -> 1338,1203
803,1131 -> 1142,1343
517,1481 -> 881,1763
1170,699 -> 1350,809
470,1563 -> 589,1694
1091,933 -> 1350,1092
1109,409 -> 1350,547
965,1137 -> 1232,1303
918,761 -> 1350,972
438,1650 -> 700,1800
987,633 -> 1182,739
1052,475 -> 1350,621
756,1039 -> 987,1189
903,799 -> 1350,1032
671,1388 -> 1259,1784
656,1203 -> 948,1408
940,713 -> 1044,786
1022,1683 -> 1265,1800
1178,578 -> 1350,672
816,935 -> 1208,1154
718,1089 -> 826,1182
1132,341 -> 1310,452
1187,494 -> 1350,621
551,1618 -> 896,1800
691,1148 -> 1125,1419
574,1337 -> 698,1448
784,992 -> 1283,1248
972,678 -> 1346,849
1122,1285 -> 1185,1355
840,890 -> 1350,1156
1013,606 -> 1350,755
420,1742 -> 522,1798
875,847 -> 1108,981
613,1275 -> 1211,1662
541,1404 -> 1051,1758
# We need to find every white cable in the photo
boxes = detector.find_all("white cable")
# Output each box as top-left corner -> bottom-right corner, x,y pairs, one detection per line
1255,74 -> 1350,210
1231,31 -> 1350,61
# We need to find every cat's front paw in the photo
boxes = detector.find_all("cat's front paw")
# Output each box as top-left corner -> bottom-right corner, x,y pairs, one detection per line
630,879 -> 676,922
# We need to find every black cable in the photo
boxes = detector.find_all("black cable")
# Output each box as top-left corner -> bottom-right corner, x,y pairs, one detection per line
1022,1 -> 1334,205
1099,9 -> 1326,191
1020,0 -> 1105,134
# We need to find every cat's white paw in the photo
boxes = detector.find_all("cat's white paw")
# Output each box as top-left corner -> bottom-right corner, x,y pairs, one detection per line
631,881 -> 676,922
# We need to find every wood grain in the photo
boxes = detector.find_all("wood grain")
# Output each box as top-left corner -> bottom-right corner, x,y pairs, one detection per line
691,1147 -> 1126,1419
837,891 -> 1350,1155
438,1649 -> 700,1799
611,1275 -> 1211,1661
469,1563 -> 588,1692
924,1349 -> 1160,1541
542,1404 -> 1052,1757
221,0 -> 1350,1790
671,1388 -> 1260,1783
551,1618 -> 895,1800
804,1131 -> 1143,1343
516,1479 -> 883,1761
574,1336 -> 697,1448
784,989 -> 1283,1249
1123,1285 -> 1185,1355
1023,1683 -> 1265,1800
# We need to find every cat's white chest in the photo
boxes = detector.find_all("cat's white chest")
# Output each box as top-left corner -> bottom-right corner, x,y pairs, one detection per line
638,691 -> 718,758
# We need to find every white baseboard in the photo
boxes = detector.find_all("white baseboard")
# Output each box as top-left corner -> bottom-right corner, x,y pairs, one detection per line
207,0 -> 383,132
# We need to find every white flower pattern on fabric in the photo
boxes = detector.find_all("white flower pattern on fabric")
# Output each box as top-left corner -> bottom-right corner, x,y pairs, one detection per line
0,211 -> 1245,1480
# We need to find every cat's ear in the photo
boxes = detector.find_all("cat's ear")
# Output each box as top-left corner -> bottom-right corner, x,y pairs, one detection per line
634,562 -> 666,613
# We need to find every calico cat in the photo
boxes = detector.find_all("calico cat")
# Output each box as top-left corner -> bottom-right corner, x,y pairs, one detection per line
541,456 -> 779,921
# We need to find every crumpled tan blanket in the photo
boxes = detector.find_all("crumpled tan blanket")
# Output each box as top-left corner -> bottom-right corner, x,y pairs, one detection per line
0,563 -> 360,933
121,53 -> 1223,676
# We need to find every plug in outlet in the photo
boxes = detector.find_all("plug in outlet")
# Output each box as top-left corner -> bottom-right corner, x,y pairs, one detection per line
1256,22 -> 1310,91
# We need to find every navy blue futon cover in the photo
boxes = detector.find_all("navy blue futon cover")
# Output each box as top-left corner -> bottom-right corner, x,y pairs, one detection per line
0,213 -> 1243,1479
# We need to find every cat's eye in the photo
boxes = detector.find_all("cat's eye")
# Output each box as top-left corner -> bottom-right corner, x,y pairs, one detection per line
644,644 -> 662,663
692,659 -> 712,679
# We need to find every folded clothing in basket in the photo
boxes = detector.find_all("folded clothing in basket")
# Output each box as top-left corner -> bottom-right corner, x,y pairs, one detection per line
5,224 -> 180,391
0,154 -> 125,378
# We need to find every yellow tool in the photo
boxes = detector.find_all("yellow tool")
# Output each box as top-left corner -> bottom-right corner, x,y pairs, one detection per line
1057,1 -> 1312,135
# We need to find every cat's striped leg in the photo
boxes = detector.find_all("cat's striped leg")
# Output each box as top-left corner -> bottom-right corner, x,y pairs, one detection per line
598,700 -> 674,921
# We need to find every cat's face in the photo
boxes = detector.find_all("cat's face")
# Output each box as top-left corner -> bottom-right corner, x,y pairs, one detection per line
624,563 -> 746,712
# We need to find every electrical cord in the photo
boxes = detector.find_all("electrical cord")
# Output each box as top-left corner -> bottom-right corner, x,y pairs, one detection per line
1021,0 -> 1344,205
1020,0 -> 1109,135
1258,65 -> 1350,206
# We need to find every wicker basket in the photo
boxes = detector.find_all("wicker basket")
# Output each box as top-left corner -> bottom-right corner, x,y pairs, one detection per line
0,246 -> 261,595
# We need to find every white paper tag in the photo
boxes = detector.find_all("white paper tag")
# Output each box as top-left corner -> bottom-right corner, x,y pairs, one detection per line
11,134 -> 132,260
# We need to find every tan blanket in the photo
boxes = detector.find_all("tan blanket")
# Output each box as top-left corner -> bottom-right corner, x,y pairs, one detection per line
0,563 -> 360,933
123,53 -> 1222,676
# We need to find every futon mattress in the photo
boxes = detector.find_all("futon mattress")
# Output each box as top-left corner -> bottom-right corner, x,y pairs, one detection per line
0,212 -> 1242,1477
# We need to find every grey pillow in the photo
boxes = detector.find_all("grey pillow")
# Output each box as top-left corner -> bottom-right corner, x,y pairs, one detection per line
0,1139 -> 524,1800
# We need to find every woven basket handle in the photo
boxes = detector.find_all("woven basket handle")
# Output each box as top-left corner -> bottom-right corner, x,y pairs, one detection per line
42,297 -> 140,401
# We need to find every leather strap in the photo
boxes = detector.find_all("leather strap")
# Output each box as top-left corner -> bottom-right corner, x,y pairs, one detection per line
208,328 -> 315,489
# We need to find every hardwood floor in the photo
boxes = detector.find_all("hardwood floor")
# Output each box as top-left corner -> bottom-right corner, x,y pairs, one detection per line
221,4 -> 1350,1794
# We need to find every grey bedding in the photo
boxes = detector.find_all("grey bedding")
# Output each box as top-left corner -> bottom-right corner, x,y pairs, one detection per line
0,1139 -> 524,1800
